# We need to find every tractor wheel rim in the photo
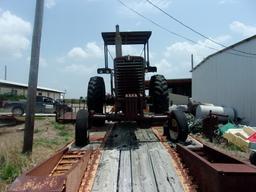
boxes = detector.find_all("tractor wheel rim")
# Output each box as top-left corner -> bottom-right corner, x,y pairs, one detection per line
169,119 -> 179,140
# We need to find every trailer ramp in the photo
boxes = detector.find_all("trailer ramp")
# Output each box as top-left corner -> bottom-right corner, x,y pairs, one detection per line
91,122 -> 184,192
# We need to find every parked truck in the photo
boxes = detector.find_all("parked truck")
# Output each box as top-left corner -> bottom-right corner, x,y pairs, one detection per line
4,95 -> 72,116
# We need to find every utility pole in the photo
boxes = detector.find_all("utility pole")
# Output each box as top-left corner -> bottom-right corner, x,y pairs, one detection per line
23,0 -> 44,154
4,65 -> 7,80
191,54 -> 194,71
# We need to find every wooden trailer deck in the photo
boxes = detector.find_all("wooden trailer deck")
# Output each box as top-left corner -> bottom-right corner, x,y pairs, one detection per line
87,123 -> 185,192
8,122 -> 187,192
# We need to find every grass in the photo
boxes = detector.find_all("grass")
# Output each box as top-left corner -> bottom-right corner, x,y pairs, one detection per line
52,121 -> 72,139
0,154 -> 28,182
0,134 -> 30,190
0,117 -> 74,192
34,116 -> 46,120
225,142 -> 244,152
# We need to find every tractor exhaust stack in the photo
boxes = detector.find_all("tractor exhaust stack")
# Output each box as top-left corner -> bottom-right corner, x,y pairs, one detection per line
115,25 -> 122,57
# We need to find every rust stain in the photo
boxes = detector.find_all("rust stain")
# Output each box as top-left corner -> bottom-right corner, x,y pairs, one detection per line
89,135 -> 105,142
8,176 -> 65,192
78,124 -> 114,191
78,150 -> 102,192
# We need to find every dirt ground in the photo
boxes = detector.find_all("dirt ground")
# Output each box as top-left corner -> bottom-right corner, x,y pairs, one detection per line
0,117 -> 74,192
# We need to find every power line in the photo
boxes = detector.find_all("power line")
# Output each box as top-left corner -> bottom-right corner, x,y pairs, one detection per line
145,0 -> 256,56
107,48 -> 114,61
117,0 -> 256,59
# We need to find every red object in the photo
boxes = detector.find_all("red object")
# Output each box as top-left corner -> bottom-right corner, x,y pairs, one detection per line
248,132 -> 256,142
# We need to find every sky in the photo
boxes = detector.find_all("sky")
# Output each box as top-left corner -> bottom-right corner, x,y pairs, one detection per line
0,0 -> 256,98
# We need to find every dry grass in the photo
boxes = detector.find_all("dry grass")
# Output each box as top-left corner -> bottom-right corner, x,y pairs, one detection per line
0,117 -> 74,191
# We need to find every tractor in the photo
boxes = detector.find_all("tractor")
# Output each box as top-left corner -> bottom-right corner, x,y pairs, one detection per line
75,25 -> 188,147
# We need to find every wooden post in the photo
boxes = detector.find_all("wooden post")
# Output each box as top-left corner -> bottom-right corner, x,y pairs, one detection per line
22,0 -> 44,154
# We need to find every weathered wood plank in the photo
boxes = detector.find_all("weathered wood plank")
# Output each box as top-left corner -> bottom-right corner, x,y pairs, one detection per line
92,123 -> 184,192
146,128 -> 159,141
134,128 -> 145,142
91,149 -> 120,192
131,143 -> 158,192
118,150 -> 132,192
147,142 -> 184,192
92,123 -> 134,192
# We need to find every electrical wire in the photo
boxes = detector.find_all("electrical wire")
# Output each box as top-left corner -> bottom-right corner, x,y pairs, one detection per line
139,46 -> 144,56
145,0 -> 256,56
107,48 -> 114,61
117,0 -> 256,59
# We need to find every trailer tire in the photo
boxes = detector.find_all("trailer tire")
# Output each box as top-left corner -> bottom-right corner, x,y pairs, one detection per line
149,74 -> 169,114
250,151 -> 256,165
75,109 -> 89,147
168,110 -> 188,142
87,76 -> 105,126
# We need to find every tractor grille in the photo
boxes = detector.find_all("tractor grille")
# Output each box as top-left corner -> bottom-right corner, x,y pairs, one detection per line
114,56 -> 145,99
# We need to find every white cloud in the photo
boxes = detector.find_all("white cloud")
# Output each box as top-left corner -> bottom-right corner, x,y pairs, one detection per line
68,47 -> 88,59
0,11 -> 32,58
45,0 -> 57,9
154,35 -> 231,78
86,42 -> 103,58
230,21 -> 256,37
218,0 -> 238,4
64,64 -> 89,73
66,42 -> 103,60
107,45 -> 143,57
164,35 -> 231,63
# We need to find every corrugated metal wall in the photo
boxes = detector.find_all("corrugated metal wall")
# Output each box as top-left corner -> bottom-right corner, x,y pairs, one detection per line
192,38 -> 256,126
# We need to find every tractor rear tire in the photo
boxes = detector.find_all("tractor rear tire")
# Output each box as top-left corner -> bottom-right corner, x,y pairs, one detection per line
149,74 -> 169,114
168,110 -> 189,142
75,109 -> 89,147
87,76 -> 105,126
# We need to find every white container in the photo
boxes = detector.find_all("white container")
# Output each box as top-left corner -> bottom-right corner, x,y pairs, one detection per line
169,105 -> 188,112
196,105 -> 235,120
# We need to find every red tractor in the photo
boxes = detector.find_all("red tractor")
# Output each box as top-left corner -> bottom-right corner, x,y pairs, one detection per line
75,25 -> 188,146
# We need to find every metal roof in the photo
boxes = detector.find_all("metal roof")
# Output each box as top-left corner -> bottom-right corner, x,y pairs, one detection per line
192,34 -> 256,71
101,31 -> 152,45
0,80 -> 63,93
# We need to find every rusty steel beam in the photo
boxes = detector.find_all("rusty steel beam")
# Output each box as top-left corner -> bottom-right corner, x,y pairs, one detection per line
91,113 -> 168,124
8,148 -> 92,192
177,143 -> 256,192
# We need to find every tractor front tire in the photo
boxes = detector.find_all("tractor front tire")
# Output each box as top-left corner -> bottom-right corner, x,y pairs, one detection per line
168,110 -> 189,142
75,109 -> 89,147
149,74 -> 169,114
87,76 -> 105,126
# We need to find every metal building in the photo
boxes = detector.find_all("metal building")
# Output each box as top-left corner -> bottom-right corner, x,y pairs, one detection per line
0,80 -> 63,99
192,35 -> 256,125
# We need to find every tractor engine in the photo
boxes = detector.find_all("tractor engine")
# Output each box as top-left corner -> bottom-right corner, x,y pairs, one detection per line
114,55 -> 145,116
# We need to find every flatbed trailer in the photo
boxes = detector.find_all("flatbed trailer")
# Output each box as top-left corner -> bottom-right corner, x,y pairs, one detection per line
9,122 -> 256,192
8,123 -> 191,192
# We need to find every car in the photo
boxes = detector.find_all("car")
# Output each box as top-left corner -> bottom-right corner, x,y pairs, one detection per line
4,95 -> 72,116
